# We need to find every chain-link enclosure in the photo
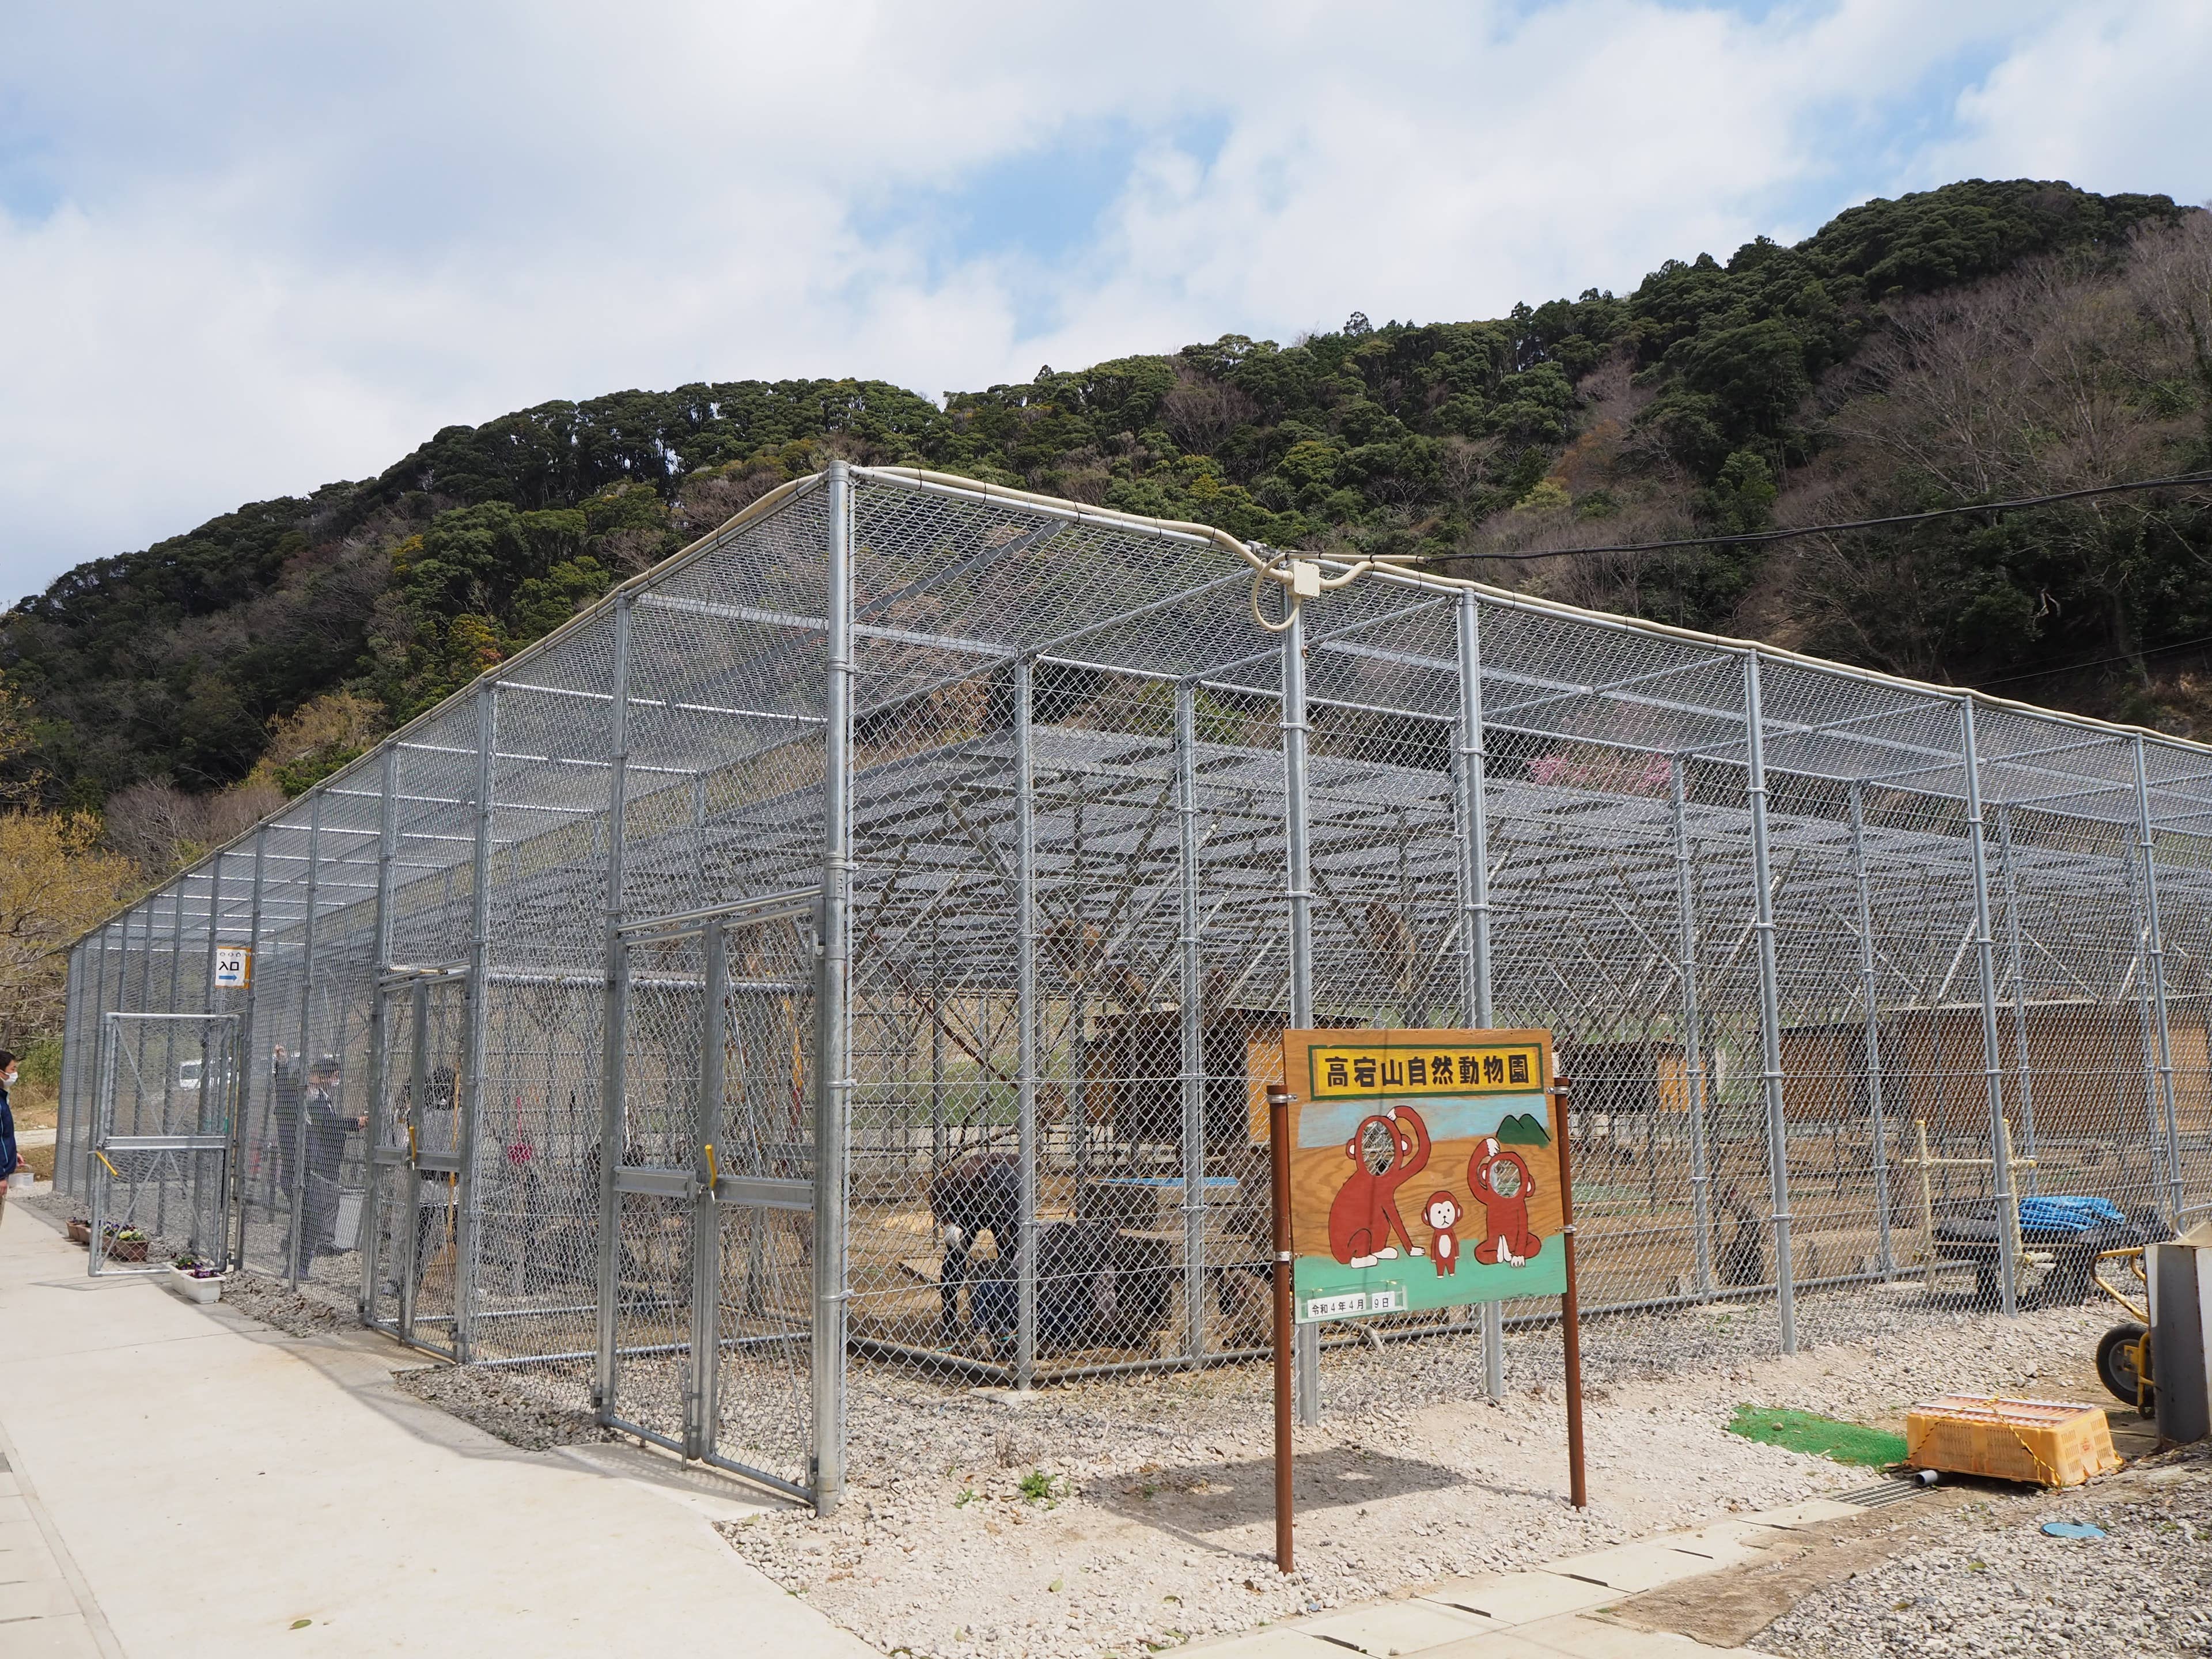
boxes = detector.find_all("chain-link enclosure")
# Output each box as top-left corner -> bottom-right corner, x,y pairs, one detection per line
54,465 -> 2212,1509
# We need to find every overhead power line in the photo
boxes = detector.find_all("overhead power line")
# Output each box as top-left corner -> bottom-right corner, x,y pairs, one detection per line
1459,469 -> 2212,562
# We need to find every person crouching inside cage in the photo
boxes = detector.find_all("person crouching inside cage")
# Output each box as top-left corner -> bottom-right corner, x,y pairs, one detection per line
291,1056 -> 363,1274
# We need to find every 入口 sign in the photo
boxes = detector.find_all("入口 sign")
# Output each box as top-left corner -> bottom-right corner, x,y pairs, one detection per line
212,946 -> 252,989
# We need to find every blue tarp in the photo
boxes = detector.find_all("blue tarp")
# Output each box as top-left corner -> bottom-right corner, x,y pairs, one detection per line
2016,1194 -> 2127,1234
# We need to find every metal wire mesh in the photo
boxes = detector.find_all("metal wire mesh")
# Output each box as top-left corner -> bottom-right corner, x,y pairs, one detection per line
50,464 -> 2212,1508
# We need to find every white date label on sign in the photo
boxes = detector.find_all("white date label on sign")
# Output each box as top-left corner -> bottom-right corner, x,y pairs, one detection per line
1304,1291 -> 1368,1322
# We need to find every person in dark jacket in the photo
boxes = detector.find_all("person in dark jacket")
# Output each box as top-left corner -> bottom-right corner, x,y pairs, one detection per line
0,1050 -> 18,1224
288,1055 -> 362,1274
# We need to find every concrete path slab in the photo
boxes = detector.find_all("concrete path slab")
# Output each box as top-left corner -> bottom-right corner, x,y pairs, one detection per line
1740,1497 -> 1861,1530
1424,1571 -> 1620,1623
1184,1628 -> 1344,1656
0,1205 -> 873,1658
1540,1539 -> 1731,1593
1513,1612 -> 1766,1656
1301,1596 -> 1498,1653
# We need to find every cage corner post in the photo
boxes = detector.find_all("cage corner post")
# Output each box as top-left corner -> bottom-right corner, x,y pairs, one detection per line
288,796 -> 324,1286
454,681 -> 500,1362
1956,697 -> 2019,1319
359,745 -> 400,1323
1281,599 -> 1321,1423
1452,589 -> 1506,1396
1669,753 -> 1715,1297
593,590 -> 635,1419
1844,782 -> 1895,1279
812,457 -> 857,1513
1739,650 -> 1797,1354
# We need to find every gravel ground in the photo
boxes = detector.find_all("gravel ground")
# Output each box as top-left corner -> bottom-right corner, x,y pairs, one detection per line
1755,1440 -> 2212,1658
717,1289 -> 2116,1659
25,1190 -> 2161,1658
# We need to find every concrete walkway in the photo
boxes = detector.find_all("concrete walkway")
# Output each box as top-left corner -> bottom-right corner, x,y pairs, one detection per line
0,1205 -> 875,1658
1183,1500 -> 1861,1658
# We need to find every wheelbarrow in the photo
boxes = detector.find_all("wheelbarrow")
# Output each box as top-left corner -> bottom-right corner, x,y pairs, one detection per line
2092,1247 -> 2155,1414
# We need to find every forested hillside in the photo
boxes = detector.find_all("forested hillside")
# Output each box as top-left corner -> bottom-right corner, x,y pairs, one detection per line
6,177 -> 2210,887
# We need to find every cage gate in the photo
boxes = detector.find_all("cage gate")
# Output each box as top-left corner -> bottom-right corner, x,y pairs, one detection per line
603,889 -> 821,1502
89,1012 -> 240,1277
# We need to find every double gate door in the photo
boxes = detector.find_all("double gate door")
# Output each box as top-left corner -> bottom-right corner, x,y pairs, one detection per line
365,974 -> 472,1357
90,1013 -> 240,1276
605,893 -> 820,1500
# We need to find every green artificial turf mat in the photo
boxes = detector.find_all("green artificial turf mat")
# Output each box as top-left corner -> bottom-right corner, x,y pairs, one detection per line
1726,1404 -> 1907,1468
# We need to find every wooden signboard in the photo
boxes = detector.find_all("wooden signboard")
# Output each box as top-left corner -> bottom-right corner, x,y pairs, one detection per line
1280,1028 -> 1564,1323
1266,1028 -> 1586,1572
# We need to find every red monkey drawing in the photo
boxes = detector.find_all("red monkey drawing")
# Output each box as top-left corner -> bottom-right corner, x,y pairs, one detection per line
1468,1137 -> 1542,1266
1422,1192 -> 1462,1276
1325,1105 -> 1433,1268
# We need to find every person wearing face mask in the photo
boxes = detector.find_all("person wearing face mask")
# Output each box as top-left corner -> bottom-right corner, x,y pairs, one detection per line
0,1051 -> 20,1223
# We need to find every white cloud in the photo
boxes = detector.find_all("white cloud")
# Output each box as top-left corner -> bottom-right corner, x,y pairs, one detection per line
0,0 -> 2201,600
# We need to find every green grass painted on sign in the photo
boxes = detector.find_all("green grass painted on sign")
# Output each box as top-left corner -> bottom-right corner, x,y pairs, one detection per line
1726,1405 -> 1907,1468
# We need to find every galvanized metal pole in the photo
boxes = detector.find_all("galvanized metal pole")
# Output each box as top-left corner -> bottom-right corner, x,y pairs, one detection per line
192,855 -> 226,1259
594,593 -> 634,1415
289,797 -> 323,1285
1846,785 -> 1895,1278
2131,735 -> 2188,1221
1282,603 -> 1320,1422
1452,591 -> 1507,1395
692,919 -> 729,1460
233,831 -> 267,1270
1175,679 -> 1209,1369
813,460 -> 856,1510
1670,757 -> 1715,1296
361,747 -> 400,1320
1956,699 -> 2019,1319
456,684 -> 499,1361
1994,806 -> 2040,1196
1740,653 -> 1798,1354
1012,652 -> 1040,1392
2122,832 -> 2167,1218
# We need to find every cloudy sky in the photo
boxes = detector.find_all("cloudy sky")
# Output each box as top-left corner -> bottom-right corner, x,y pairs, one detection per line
2,0 -> 2207,600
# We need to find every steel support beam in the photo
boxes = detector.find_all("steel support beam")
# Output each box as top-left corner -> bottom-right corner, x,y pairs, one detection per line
360,748 -> 400,1320
1175,679 -> 1209,1369
1013,652 -> 1040,1392
1672,757 -> 1715,1295
1957,700 -> 2019,1319
1846,785 -> 1895,1277
287,797 -> 323,1285
1994,806 -> 2040,1195
1452,591 -> 1508,1395
454,684 -> 499,1361
2133,736 -> 2188,1221
1741,653 -> 1798,1353
595,593 -> 635,1414
1283,604 -> 1321,1422
812,459 -> 857,1512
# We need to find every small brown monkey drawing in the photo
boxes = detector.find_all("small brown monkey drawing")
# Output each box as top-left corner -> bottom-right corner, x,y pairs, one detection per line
1422,1191 -> 1462,1276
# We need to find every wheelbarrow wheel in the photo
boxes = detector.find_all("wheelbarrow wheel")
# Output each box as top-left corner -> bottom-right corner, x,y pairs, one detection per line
2096,1322 -> 2152,1410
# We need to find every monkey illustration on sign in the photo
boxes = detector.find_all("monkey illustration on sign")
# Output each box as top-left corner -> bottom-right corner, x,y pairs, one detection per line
1468,1136 -> 1542,1266
1422,1191 -> 1462,1276
1326,1105 -> 1433,1268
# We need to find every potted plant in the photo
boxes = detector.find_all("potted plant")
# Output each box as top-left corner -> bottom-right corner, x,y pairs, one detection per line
67,1217 -> 92,1245
107,1226 -> 149,1263
166,1253 -> 226,1304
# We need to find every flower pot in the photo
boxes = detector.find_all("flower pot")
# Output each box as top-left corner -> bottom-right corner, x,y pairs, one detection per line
67,1219 -> 92,1245
165,1266 -> 224,1305
107,1236 -> 148,1263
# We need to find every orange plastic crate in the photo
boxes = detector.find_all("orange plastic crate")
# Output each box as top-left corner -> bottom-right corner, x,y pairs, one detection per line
1904,1395 -> 2120,1488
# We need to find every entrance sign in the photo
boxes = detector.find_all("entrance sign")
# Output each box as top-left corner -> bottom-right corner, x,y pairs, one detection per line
213,946 -> 252,989
1268,1029 -> 1587,1574
1282,1028 -> 1565,1324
